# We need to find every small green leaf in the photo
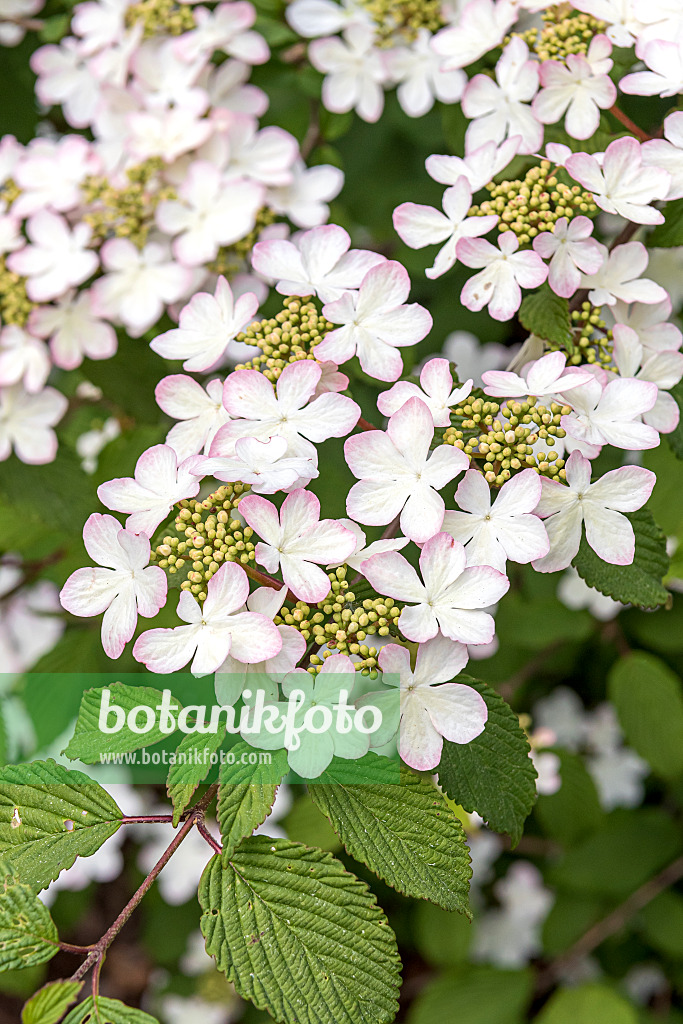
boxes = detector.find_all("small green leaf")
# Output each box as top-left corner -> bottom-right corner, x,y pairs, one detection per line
665,381 -> 683,460
407,966 -> 533,1024
518,285 -> 573,349
535,984 -> 638,1024
639,890 -> 683,959
572,510 -> 670,610
167,727 -> 226,827
63,996 -> 160,1023
217,742 -> 289,861
0,760 -> 122,892
64,683 -> 184,763
608,652 -> 683,779
310,753 -> 471,913
535,751 -> 604,846
22,980 -> 83,1024
436,677 -> 537,846
0,861 -> 59,972
200,839 -> 401,1024
647,197 -> 683,248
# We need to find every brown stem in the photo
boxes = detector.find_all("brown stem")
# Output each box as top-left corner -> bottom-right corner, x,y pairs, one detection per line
120,814 -> 175,825
609,104 -> 653,143
59,942 -> 97,955
301,100 -> 321,160
357,416 -> 380,432
242,564 -> 298,603
197,819 -> 222,855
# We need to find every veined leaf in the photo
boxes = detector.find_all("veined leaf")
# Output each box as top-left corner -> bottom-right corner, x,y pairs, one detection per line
0,860 -> 59,971
217,742 -> 290,861
518,286 -> 573,349
62,996 -> 160,1023
64,683 -> 184,763
608,652 -> 683,779
168,727 -> 226,827
22,980 -> 83,1024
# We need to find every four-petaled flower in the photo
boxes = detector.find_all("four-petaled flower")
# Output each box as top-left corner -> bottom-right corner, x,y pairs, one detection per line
458,233 -> 548,321
97,444 -> 201,536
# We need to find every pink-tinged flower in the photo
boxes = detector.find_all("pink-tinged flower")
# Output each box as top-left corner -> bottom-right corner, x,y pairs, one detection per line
155,376 -> 230,461
31,40 -> 100,129
532,451 -> 656,572
571,0 -> 643,47
60,513 -> 167,660
561,375 -> 660,450
0,325 -> 50,394
203,57 -> 269,117
314,361 -> 349,396
286,0 -> 371,38
155,161 -> 264,267
268,158 -> 344,229
566,138 -> 671,225
218,359 -> 360,460
532,217 -> 604,298
642,111 -> 683,200
426,137 -> 521,193
611,297 -> 683,355
385,29 -> 466,118
482,351 -> 593,398
327,519 -> 409,572
372,638 -> 486,771
344,397 -> 469,544
126,97 -> 215,164
174,2 -> 269,65
377,357 -> 473,427
239,489 -> 357,603
633,0 -> 683,44
362,531 -> 509,644
91,238 -> 192,338
12,135 -> 101,218
309,25 -> 388,124
197,435 -> 318,493
252,224 -> 384,303
580,242 -> 668,307
443,468 -> 549,572
7,211 -> 98,302
0,384 -> 67,464
458,232 -> 548,322
222,117 -> 298,187
151,277 -> 259,372
29,289 -> 117,370
532,35 -> 616,141
0,207 -> 22,256
318,260 -> 432,382
393,178 -> 499,280
620,38 -> 683,98
462,38 -> 543,155
134,561 -> 282,676
97,444 -> 201,536
612,324 -> 683,434
432,0 -> 518,71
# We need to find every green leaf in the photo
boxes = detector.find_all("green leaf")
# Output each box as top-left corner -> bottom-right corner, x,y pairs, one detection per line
535,751 -> 604,846
413,903 -> 472,968
63,996 -> 160,1023
407,966 -> 533,1024
167,727 -> 226,827
22,980 -> 83,1024
572,510 -> 670,610
199,839 -> 401,1024
665,381 -> 683,460
0,760 -> 122,892
309,753 -> 471,913
64,683 -> 184,763
217,743 -> 290,861
608,653 -> 683,779
518,285 -> 573,349
535,984 -> 638,1024
436,677 -> 537,846
639,890 -> 683,959
0,863 -> 59,971
647,198 -> 683,248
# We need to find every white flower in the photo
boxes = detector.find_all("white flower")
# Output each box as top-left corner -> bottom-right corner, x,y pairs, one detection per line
268,158 -> 344,229
461,38 -> 543,155
0,384 -> 67,465
620,37 -> 683,98
458,232 -> 548,322
318,260 -> 432,381
309,24 -> 388,124
286,0 -> 370,37
580,241 -> 668,307
532,35 -> 616,141
155,375 -> 231,461
532,216 -> 604,298
532,450 -> 656,572
571,0 -> 644,47
29,289 -> 117,370
326,519 -> 409,572
473,862 -> 553,967
642,110 -> 683,200
426,137 -> 521,193
362,531 -> 510,645
377,357 -> 473,426
441,330 -> 514,387
393,177 -> 499,279
126,98 -> 215,163
198,434 -> 318,493
566,137 -> 671,225
60,514 -> 167,659
482,350 -> 593,398
613,323 -> 683,434
557,566 -> 623,621
432,0 -> 518,71
0,325 -> 50,394
561,374 -> 660,450
385,29 -> 466,118
31,39 -> 100,129
12,135 -> 101,217
97,443 -> 201,536
8,211 -> 98,302
173,1 -> 269,65
151,276 -> 259,373
443,468 -> 549,573
611,297 -> 683,355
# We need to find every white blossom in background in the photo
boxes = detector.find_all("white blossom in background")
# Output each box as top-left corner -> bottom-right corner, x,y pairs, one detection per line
473,862 -> 554,967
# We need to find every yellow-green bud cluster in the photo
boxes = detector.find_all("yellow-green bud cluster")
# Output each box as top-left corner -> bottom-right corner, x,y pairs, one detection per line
514,5 -> 607,63
274,567 -> 401,675
235,296 -> 334,383
208,208 -> 278,278
359,0 -> 444,43
124,0 -> 195,35
82,159 -> 176,249
469,161 -> 597,246
150,484 -> 254,602
444,397 -> 570,483
569,302 -> 614,367
0,180 -> 20,207
0,256 -> 34,327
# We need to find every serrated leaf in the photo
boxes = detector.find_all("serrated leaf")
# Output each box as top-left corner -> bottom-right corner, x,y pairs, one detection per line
22,980 -> 83,1024
217,742 -> 289,861
309,753 -> 471,913
436,677 -> 537,846
647,198 -> 683,248
535,984 -> 638,1024
0,760 -> 122,892
518,285 -> 572,349
199,839 -> 400,1024
167,728 -> 226,827
608,652 -> 683,779
572,509 -> 670,609
0,862 -> 59,971
63,996 -> 160,1023
64,684 -> 184,763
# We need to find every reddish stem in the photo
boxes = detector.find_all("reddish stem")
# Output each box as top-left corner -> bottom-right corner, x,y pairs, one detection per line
609,105 -> 653,143
357,416 -> 380,432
